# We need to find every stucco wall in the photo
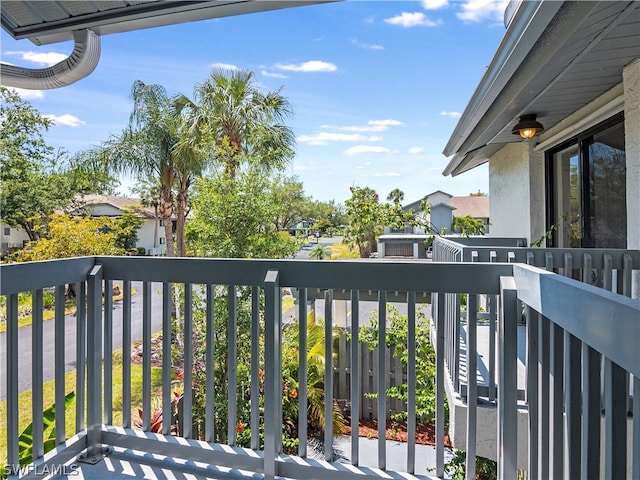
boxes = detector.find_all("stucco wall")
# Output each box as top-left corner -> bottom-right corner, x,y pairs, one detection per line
623,59 -> 640,298
136,219 -> 162,252
85,204 -> 122,216
488,143 -> 533,240
425,191 -> 451,206
430,204 -> 454,234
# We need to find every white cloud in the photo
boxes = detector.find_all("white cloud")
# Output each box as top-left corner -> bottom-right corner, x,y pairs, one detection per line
210,62 -> 239,70
369,119 -> 404,127
384,12 -> 442,28
409,147 -> 424,154
373,172 -> 401,177
321,124 -> 386,133
456,0 -> 509,23
44,114 -> 85,127
344,145 -> 391,155
261,70 -> 287,79
440,111 -> 461,118
298,132 -> 380,146
10,87 -> 44,100
320,119 -> 403,134
5,50 -> 68,66
352,39 -> 384,50
275,60 -> 337,72
422,0 -> 449,10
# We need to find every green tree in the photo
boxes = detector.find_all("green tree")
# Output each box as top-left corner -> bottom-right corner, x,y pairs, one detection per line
270,175 -> 308,231
15,214 -> 126,261
309,244 -> 332,260
96,81 -> 187,256
112,206 -> 144,251
0,87 -> 115,241
343,186 -> 382,258
452,215 -> 486,237
186,167 -> 299,259
344,186 -> 415,258
174,68 -> 295,180
387,188 -> 405,204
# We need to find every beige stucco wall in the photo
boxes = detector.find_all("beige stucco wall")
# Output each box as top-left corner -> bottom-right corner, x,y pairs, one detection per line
623,59 -> 640,298
1,223 -> 30,253
136,219 -> 162,252
488,142 -> 539,242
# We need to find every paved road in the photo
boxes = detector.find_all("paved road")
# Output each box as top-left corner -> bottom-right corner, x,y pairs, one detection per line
0,282 -> 164,401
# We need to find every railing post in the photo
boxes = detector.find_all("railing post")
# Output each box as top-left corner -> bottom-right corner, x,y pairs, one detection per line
55,285 -> 67,443
498,277 -> 518,480
376,290 -> 387,469
79,264 -> 106,463
325,289 -> 335,462
264,270 -> 280,480
604,359 -> 627,479
525,307 -> 539,479
350,289 -> 360,466
435,292 -> 445,478
31,289 -> 44,460
465,294 -> 478,480
6,294 -> 19,470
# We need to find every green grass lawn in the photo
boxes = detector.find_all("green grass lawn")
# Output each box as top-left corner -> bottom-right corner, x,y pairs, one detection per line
0,352 -> 162,463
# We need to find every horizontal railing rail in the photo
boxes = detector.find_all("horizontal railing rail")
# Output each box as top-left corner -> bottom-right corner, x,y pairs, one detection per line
2,255 -> 638,480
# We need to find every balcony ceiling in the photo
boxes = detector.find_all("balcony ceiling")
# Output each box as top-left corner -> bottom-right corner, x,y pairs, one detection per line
443,0 -> 640,176
1,0 -> 331,46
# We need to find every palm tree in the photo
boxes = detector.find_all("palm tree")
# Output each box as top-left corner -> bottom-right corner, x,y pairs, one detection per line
97,81 -> 179,256
173,68 -> 295,180
387,188 -> 404,204
309,244 -> 332,260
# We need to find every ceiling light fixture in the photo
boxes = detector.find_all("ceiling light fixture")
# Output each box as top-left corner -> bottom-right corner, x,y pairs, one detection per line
512,114 -> 544,139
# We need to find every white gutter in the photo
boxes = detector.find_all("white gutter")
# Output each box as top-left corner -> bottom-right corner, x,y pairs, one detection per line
0,29 -> 100,90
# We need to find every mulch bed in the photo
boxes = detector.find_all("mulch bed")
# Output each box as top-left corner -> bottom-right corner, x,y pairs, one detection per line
346,419 -> 452,447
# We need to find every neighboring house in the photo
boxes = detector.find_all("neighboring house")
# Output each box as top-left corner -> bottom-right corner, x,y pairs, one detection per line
75,195 -> 167,255
401,190 -> 490,235
442,1 -> 639,267
380,191 -> 490,258
0,223 -> 30,255
449,195 -> 490,234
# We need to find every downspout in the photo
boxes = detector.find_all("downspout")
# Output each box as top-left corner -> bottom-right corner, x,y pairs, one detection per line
0,29 -> 100,90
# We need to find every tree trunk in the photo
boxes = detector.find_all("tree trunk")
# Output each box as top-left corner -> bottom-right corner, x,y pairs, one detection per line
158,185 -> 174,257
175,179 -> 189,257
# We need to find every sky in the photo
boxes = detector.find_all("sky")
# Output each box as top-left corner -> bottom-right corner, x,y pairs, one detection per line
1,0 -> 509,205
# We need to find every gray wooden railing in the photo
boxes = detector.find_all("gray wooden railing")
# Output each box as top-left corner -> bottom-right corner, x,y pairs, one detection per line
1,256 -> 638,480
432,236 -> 640,406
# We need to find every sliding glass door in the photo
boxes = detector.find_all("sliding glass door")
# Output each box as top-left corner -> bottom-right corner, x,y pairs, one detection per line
547,114 -> 626,248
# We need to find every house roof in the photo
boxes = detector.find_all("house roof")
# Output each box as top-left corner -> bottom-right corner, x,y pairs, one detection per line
77,194 -> 156,219
443,0 -> 640,177
0,1 -> 334,89
449,196 -> 489,219
1,1 -> 332,45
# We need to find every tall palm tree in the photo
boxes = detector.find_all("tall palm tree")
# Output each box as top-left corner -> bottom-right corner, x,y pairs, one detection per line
173,68 -> 295,180
98,81 -> 179,256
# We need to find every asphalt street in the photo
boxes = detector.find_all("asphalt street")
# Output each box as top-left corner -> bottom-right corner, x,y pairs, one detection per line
0,282 -> 164,401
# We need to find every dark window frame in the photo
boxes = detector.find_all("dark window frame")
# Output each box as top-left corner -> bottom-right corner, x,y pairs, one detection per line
545,112 -> 625,248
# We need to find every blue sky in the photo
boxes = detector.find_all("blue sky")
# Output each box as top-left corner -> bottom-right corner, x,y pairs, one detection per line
1,0 -> 508,205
